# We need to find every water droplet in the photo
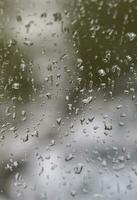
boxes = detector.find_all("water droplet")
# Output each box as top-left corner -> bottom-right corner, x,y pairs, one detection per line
98,69 -> 106,76
65,154 -> 74,161
56,118 -> 62,125
12,83 -> 20,90
82,96 -> 93,104
74,163 -> 84,174
126,32 -> 136,41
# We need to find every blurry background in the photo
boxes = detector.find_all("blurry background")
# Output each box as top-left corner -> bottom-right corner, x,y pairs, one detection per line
1,0 -> 137,199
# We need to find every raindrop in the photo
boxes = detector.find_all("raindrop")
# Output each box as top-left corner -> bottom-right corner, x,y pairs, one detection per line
12,83 -> 20,90
53,13 -> 62,22
98,69 -> 106,77
82,96 -> 93,104
56,118 -> 62,125
126,32 -> 136,41
23,134 -> 29,142
65,154 -> 74,161
104,121 -> 112,131
70,190 -> 77,197
74,163 -> 84,174
41,12 -> 47,18
16,15 -> 22,22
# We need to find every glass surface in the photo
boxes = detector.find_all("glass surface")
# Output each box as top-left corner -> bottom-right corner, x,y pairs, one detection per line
1,0 -> 137,199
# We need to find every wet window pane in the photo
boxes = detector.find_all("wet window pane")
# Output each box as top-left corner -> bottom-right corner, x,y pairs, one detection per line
1,0 -> 137,199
